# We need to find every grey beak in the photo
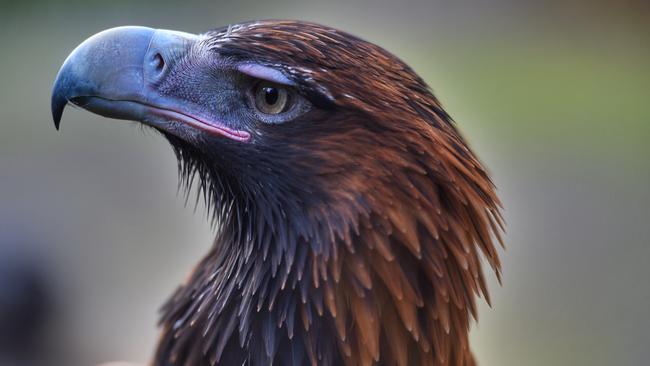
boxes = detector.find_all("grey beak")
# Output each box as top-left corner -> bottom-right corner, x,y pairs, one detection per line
51,26 -> 198,129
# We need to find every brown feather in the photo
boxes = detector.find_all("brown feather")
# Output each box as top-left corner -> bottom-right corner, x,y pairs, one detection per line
153,20 -> 503,366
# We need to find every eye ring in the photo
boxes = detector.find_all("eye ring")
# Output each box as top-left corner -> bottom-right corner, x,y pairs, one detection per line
253,81 -> 290,115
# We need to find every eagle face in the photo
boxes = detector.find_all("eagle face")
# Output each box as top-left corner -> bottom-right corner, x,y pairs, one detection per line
52,20 -> 503,366
52,22 -> 398,210
52,21 -> 446,209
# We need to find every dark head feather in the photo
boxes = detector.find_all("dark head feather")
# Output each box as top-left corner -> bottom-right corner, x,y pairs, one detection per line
149,20 -> 503,366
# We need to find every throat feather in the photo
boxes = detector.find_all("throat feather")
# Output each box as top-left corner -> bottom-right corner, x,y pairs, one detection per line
156,132 -> 502,366
155,199 -> 497,366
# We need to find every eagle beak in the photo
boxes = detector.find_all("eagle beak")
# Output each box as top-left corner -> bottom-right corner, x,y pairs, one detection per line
51,26 -> 199,130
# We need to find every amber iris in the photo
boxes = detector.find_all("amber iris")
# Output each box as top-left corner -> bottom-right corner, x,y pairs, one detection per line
254,81 -> 288,114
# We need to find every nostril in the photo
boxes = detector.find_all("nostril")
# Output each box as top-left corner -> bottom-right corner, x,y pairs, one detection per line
152,52 -> 165,73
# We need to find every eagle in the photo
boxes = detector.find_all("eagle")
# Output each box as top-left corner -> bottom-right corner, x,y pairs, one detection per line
52,20 -> 503,366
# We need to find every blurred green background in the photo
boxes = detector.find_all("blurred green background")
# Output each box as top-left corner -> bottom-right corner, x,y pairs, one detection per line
0,0 -> 648,365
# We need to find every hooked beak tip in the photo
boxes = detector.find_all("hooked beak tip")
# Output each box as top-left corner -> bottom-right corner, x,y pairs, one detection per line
51,92 -> 66,130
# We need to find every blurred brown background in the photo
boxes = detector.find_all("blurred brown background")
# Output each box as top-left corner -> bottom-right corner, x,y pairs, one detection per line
0,0 -> 648,365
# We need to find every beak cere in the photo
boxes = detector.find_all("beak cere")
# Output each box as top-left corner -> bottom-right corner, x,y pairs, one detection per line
51,26 -> 249,141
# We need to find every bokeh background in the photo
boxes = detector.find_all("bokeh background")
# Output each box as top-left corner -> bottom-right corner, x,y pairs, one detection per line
0,0 -> 648,365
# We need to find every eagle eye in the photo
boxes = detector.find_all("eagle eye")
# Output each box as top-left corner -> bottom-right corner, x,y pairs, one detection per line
248,79 -> 310,124
253,81 -> 290,115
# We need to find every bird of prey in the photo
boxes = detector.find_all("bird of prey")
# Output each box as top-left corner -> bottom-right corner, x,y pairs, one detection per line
52,20 -> 503,366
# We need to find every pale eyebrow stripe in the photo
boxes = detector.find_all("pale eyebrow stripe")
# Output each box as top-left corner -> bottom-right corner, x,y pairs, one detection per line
237,63 -> 295,85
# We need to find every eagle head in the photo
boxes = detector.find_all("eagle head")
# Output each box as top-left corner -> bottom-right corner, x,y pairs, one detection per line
52,20 -> 503,366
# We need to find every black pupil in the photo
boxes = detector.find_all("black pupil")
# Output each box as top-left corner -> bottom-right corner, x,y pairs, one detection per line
263,87 -> 279,105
